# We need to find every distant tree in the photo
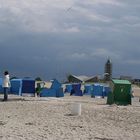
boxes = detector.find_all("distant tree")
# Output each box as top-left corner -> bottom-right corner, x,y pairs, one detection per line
66,74 -> 72,83
35,77 -> 42,81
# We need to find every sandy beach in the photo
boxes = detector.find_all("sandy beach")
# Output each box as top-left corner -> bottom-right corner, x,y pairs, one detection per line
0,94 -> 140,140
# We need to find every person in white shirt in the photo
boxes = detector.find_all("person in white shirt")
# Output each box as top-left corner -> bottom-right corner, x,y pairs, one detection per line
2,71 -> 10,101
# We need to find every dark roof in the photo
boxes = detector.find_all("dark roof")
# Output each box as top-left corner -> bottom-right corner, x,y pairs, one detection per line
106,58 -> 112,64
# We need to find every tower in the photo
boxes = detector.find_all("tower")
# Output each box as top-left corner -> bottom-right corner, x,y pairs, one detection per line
104,58 -> 112,81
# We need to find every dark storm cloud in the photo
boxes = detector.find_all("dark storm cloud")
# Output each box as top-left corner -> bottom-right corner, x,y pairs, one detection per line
0,0 -> 140,80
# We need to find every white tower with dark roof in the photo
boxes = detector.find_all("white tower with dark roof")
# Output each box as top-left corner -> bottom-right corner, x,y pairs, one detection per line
104,58 -> 112,81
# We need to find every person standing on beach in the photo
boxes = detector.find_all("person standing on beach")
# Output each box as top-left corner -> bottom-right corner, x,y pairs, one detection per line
2,71 -> 11,101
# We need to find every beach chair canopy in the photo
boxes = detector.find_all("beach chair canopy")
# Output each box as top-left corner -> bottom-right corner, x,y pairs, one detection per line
0,78 -> 3,93
70,84 -> 83,96
22,78 -> 35,94
107,79 -> 131,105
10,79 -> 22,96
65,84 -> 73,93
92,84 -> 104,97
84,84 -> 93,95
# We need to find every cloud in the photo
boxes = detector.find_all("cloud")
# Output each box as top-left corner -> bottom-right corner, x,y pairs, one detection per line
0,0 -> 125,33
65,27 -> 80,33
0,0 -> 139,36
90,48 -> 121,60
125,60 -> 140,65
77,0 -> 123,6
67,52 -> 87,60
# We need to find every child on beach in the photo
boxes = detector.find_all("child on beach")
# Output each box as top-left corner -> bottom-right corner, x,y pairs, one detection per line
36,83 -> 42,97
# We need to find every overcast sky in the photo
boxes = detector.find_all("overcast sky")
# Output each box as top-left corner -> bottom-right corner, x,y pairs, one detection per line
0,0 -> 140,81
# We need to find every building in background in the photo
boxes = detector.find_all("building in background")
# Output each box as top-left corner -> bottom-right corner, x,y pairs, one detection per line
132,79 -> 140,86
120,75 -> 132,82
104,58 -> 112,81
67,75 -> 98,83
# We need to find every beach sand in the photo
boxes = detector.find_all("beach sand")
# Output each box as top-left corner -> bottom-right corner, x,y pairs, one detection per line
0,94 -> 140,140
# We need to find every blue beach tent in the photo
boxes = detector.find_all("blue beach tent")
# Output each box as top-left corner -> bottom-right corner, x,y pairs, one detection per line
71,84 -> 83,96
51,79 -> 61,90
40,79 -> 64,97
40,88 -> 56,97
72,83 -> 81,91
22,78 -> 35,96
10,79 -> 22,96
10,78 -> 35,96
92,84 -> 104,97
65,84 -> 73,93
56,88 -> 64,97
84,84 -> 93,95
103,86 -> 111,97
51,79 -> 64,97
0,78 -> 3,93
